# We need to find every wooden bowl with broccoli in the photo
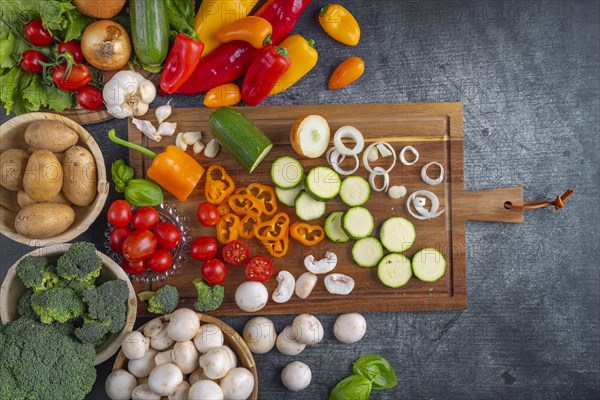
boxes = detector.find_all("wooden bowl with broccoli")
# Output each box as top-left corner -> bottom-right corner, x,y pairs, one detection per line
0,243 -> 137,365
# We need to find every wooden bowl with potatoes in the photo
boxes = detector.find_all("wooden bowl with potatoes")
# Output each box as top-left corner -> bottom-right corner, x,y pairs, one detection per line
0,113 -> 108,246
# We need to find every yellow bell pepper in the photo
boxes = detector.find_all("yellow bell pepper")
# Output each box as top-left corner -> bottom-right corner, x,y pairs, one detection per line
270,34 -> 318,96
318,4 -> 361,46
194,0 -> 259,57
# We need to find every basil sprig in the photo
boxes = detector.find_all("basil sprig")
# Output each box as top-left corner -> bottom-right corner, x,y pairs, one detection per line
329,355 -> 397,400
111,159 -> 163,206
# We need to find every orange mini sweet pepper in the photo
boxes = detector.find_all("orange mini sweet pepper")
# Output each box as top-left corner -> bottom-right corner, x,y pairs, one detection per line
205,165 -> 236,204
217,16 -> 273,49
239,214 -> 259,239
247,183 -> 277,216
290,222 -> 325,246
328,56 -> 365,90
204,83 -> 242,108
255,212 -> 289,241
216,213 -> 241,244
263,235 -> 289,258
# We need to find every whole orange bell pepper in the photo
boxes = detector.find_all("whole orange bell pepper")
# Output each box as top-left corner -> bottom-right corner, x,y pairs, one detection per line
205,165 -> 236,204
290,222 -> 325,246
204,83 -> 242,108
329,56 -> 365,90
217,16 -> 273,49
318,4 -> 360,46
216,213 -> 241,243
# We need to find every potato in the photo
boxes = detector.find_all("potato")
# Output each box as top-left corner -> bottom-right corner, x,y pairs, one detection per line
23,150 -> 63,202
17,190 -> 72,208
62,146 -> 97,206
0,149 -> 29,191
14,203 -> 75,238
24,120 -> 79,152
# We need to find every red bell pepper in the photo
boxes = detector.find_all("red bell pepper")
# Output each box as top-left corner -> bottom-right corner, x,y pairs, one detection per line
160,34 -> 204,94
242,45 -> 290,106
176,0 -> 312,95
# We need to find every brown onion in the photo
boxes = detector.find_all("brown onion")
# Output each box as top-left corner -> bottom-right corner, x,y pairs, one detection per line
81,20 -> 131,71
74,0 -> 126,19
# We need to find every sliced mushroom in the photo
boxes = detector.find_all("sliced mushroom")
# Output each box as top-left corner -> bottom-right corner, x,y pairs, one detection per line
272,271 -> 295,303
295,272 -> 317,299
304,251 -> 337,274
324,273 -> 355,295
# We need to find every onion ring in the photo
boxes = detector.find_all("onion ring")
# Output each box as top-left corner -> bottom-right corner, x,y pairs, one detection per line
328,147 -> 359,175
399,146 -> 419,166
369,167 -> 389,192
362,142 -> 397,175
407,190 -> 445,220
333,126 -> 365,156
421,161 -> 444,185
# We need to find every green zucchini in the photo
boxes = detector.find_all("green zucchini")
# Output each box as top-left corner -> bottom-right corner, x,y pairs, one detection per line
412,248 -> 446,282
295,190 -> 326,221
271,156 -> 304,188
352,237 -> 384,267
208,107 -> 273,173
379,217 -> 416,253
342,206 -> 374,239
305,166 -> 341,200
340,176 -> 370,206
130,0 -> 170,72
275,184 -> 304,207
378,253 -> 413,288
324,211 -> 350,243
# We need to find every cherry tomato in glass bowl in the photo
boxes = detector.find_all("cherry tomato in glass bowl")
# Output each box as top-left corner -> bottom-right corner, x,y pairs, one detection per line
196,202 -> 220,227
132,206 -> 159,230
222,240 -> 250,266
246,256 -> 274,282
152,222 -> 181,251
52,62 -> 92,91
201,259 -> 226,285
20,50 -> 47,74
145,249 -> 173,273
123,230 -> 157,262
109,226 -> 132,254
58,40 -> 85,63
190,236 -> 219,261
24,19 -> 52,46
121,259 -> 146,275
107,200 -> 132,227
77,86 -> 103,110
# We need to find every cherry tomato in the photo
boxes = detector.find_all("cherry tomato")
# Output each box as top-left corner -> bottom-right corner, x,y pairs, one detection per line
132,206 -> 159,230
109,226 -> 132,254
52,62 -> 91,92
58,40 -> 84,63
107,200 -> 132,227
201,259 -> 226,285
246,256 -> 274,282
222,240 -> 250,266
20,50 -> 47,74
196,202 -> 220,227
145,249 -> 173,273
24,19 -> 52,46
153,222 -> 181,251
77,86 -> 103,110
190,236 -> 219,261
121,259 -> 146,275
122,230 -> 157,262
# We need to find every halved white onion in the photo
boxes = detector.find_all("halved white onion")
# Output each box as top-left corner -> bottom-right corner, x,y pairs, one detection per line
407,190 -> 445,220
362,142 -> 396,175
333,126 -> 365,156
369,167 -> 389,192
421,162 -> 444,185
399,146 -> 419,166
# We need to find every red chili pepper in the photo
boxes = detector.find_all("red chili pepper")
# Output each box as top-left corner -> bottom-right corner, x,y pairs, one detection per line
242,45 -> 290,106
160,34 -> 204,94
176,0 -> 311,95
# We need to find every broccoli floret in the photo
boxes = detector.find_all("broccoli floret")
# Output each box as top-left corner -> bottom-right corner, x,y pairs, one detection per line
59,278 -> 96,295
74,316 -> 110,346
0,317 -> 96,400
82,279 -> 129,334
56,242 -> 102,284
17,289 -> 37,319
138,285 -> 179,315
193,278 -> 224,312
15,256 -> 59,292
52,320 -> 77,337
30,287 -> 85,324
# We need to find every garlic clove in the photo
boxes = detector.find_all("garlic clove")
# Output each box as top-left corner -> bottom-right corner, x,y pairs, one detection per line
139,80 -> 157,104
155,99 -> 172,124
204,139 -> 220,158
133,102 -> 149,117
157,121 -> 177,137
183,131 -> 202,145
132,118 -> 161,142
107,104 -> 132,119
367,147 -> 379,162
193,141 -> 205,155
176,132 -> 188,151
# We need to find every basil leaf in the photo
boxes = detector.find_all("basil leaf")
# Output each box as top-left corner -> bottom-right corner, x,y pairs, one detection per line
353,355 -> 398,390
111,160 -> 134,193
124,179 -> 163,206
329,375 -> 372,400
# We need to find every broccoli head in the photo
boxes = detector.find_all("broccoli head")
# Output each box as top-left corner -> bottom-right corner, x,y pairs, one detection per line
30,287 -> 85,324
74,316 -> 110,346
193,278 -> 224,312
0,317 -> 96,400
16,289 -> 37,319
82,279 -> 129,334
15,256 -> 59,292
56,242 -> 102,283
138,285 -> 179,315
59,278 -> 95,295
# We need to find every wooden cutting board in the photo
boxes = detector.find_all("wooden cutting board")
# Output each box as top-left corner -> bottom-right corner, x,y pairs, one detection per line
127,103 -> 524,317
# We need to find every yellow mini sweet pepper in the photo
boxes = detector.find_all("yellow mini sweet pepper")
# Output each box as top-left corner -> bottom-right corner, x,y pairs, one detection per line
318,4 -> 361,46
270,34 -> 318,96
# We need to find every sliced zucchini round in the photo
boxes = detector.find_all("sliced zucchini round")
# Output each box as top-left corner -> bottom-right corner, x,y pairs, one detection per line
342,206 -> 374,239
275,184 -> 304,207
352,237 -> 384,267
378,253 -> 412,288
340,176 -> 370,206
271,156 -> 304,189
295,190 -> 327,221
305,166 -> 341,200
380,217 -> 416,253
324,211 -> 350,243
412,248 -> 446,282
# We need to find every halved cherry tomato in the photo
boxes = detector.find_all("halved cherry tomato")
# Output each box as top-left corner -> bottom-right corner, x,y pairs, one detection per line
58,40 -> 85,63
190,236 -> 219,261
123,230 -> 158,262
153,222 -> 181,251
201,259 -> 226,285
145,249 -> 173,273
246,256 -> 273,282
121,259 -> 146,275
52,62 -> 92,91
197,202 -> 220,226
222,240 -> 250,266
24,19 -> 52,46
77,86 -> 103,110
20,50 -> 47,74
132,206 -> 159,230
107,200 -> 132,227
109,226 -> 132,254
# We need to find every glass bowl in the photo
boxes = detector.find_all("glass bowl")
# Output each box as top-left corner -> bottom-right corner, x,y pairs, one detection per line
104,202 -> 191,283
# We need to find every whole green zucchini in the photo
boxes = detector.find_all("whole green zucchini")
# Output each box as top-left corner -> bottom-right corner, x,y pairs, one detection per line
130,0 -> 169,72
209,107 -> 273,173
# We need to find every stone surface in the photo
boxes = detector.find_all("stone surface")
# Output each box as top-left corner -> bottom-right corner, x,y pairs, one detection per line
1,1 -> 598,399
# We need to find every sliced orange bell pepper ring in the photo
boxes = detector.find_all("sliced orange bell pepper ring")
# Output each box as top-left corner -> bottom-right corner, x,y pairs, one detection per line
290,222 -> 325,246
247,183 -> 277,216
216,213 -> 241,244
205,165 -> 236,204
239,214 -> 259,239
263,235 -> 289,258
228,193 -> 263,217
217,202 -> 231,216
255,212 -> 289,242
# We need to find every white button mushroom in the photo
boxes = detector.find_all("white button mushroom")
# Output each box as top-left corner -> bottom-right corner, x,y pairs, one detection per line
243,317 -> 277,355
199,347 -> 233,379
291,314 -> 324,345
105,369 -> 137,400
168,308 -> 200,342
143,318 -> 164,338
281,361 -> 312,392
295,272 -> 318,299
276,326 -> 306,356
189,368 -> 215,386
122,331 -> 150,360
220,367 -> 255,400
151,322 -> 175,350
333,313 -> 367,344
272,271 -> 295,303
324,273 -> 355,295
147,363 -> 183,397
154,350 -> 173,366
128,348 -> 158,378
168,381 -> 190,400
193,323 -> 224,353
131,383 -> 160,400
171,340 -> 199,374
221,345 -> 238,369
235,281 -> 268,312
304,251 -> 337,274
188,380 -> 224,400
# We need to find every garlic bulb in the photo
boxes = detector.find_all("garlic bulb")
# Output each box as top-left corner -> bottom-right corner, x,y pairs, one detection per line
103,71 -> 156,119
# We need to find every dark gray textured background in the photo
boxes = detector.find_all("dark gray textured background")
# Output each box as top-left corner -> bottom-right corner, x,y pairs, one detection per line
1,0 -> 599,398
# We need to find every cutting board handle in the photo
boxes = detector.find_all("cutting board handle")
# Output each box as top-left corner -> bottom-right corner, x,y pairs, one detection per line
455,187 -> 524,223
